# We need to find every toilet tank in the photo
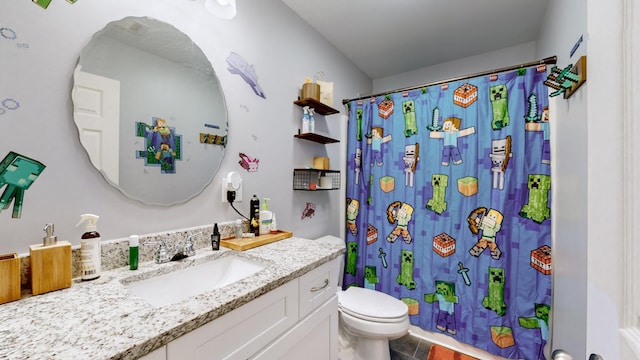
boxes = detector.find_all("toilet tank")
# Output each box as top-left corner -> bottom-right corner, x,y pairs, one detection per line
314,235 -> 345,287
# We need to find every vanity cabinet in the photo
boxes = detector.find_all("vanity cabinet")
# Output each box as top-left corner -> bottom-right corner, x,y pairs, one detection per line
293,98 -> 341,191
161,258 -> 339,360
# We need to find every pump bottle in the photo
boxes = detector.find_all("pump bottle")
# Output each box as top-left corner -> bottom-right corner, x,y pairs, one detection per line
259,198 -> 273,235
302,106 -> 311,133
308,107 -> 315,133
76,214 -> 101,280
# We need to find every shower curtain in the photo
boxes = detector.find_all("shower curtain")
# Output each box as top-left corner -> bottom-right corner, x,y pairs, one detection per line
344,67 -> 551,360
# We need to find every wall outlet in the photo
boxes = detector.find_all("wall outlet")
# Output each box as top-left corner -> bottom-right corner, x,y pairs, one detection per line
221,179 -> 243,203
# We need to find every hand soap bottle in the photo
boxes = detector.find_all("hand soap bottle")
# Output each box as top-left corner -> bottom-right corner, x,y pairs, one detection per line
259,198 -> 273,235
29,223 -> 72,295
76,214 -> 101,281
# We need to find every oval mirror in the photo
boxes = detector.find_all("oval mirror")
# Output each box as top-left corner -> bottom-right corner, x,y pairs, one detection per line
72,16 -> 228,205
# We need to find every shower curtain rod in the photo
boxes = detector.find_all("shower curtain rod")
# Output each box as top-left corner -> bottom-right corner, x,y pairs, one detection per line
341,55 -> 557,105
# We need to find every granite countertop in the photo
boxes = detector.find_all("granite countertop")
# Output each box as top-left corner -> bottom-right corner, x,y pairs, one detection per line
0,237 -> 345,360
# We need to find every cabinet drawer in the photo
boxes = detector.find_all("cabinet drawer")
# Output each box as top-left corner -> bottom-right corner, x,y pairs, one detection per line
167,280 -> 299,360
298,258 -> 339,319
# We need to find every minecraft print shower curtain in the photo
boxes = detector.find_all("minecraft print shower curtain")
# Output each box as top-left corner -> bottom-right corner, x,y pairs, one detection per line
344,67 -> 552,360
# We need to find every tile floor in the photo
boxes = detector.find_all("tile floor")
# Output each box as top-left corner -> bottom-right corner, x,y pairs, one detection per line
389,333 -> 432,360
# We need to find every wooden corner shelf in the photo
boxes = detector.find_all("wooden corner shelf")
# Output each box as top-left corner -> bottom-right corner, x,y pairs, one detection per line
294,132 -> 339,144
293,98 -> 340,115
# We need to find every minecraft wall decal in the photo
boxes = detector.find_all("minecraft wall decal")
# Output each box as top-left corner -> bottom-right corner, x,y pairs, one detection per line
135,117 -> 182,174
238,153 -> 259,172
544,56 -> 587,99
226,52 -> 266,99
0,152 -> 46,218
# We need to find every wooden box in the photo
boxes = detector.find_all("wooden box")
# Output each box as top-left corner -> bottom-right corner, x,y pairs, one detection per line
0,253 -> 21,304
301,82 -> 321,101
313,157 -> 330,170
30,241 -> 72,295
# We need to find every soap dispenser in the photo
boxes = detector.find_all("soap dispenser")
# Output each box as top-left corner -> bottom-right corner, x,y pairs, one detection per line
29,224 -> 72,295
76,214 -> 101,281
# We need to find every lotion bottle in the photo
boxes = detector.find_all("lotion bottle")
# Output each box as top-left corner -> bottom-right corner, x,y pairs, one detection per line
259,198 -> 273,235
76,214 -> 101,281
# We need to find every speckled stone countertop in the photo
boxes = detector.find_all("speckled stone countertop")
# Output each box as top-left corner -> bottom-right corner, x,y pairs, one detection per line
0,236 -> 345,360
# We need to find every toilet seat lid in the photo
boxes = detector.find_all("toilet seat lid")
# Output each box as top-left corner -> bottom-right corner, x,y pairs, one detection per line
338,287 -> 408,321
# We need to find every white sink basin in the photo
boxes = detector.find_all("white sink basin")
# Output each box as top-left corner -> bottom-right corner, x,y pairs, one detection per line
123,255 -> 265,307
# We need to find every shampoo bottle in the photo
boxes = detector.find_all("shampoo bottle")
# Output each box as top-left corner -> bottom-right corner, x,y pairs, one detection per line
129,235 -> 139,270
259,198 -> 273,235
76,214 -> 101,281
250,194 -> 260,236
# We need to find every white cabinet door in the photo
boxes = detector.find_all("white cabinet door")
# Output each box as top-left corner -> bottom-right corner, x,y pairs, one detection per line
298,258 -> 339,319
251,295 -> 338,360
167,280 -> 298,360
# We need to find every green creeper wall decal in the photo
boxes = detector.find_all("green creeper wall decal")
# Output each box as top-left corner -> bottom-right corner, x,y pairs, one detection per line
0,152 -> 46,218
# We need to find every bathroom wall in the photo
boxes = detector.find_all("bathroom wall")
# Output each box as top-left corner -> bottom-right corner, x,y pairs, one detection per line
536,0 -> 589,358
0,0 -> 371,254
372,41 -> 538,93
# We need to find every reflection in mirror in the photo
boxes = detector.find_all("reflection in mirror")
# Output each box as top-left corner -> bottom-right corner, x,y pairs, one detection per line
72,16 -> 228,206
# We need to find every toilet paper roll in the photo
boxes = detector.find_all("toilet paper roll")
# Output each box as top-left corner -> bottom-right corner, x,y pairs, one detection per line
320,176 -> 332,189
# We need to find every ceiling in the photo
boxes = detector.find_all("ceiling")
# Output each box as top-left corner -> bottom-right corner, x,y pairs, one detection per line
281,0 -> 550,79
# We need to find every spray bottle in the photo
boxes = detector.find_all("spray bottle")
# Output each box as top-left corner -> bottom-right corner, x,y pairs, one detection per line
76,214 -> 101,280
302,106 -> 311,133
308,107 -> 315,133
259,198 -> 273,235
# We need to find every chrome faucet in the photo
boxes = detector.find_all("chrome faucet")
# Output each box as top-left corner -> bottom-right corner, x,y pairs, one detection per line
144,232 -> 202,264
183,232 -> 202,257
145,239 -> 171,264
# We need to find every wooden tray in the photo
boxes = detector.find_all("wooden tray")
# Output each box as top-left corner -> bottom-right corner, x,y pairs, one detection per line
220,230 -> 293,251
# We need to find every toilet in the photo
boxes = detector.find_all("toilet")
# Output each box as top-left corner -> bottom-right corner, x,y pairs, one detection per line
315,235 -> 410,360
